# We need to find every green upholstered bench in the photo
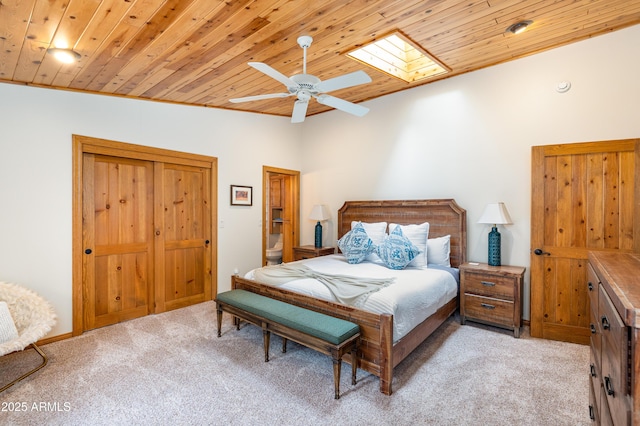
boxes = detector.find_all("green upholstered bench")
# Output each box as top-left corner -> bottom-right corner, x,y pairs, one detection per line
216,289 -> 360,399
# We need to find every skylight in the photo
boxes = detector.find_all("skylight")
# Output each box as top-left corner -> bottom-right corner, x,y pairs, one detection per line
346,32 -> 449,83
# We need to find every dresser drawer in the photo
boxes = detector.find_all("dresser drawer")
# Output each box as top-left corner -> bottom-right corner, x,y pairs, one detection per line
589,374 -> 599,424
587,263 -> 600,319
599,284 -> 630,425
590,301 -> 602,372
590,347 -> 601,407
463,294 -> 514,327
463,272 -> 515,300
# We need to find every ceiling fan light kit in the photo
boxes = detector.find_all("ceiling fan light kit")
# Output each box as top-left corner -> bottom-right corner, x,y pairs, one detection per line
230,35 -> 372,123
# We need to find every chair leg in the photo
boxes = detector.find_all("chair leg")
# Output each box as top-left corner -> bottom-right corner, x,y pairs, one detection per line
0,343 -> 48,393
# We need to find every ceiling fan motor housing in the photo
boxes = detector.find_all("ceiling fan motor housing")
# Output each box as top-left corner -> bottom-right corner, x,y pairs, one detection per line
289,74 -> 321,93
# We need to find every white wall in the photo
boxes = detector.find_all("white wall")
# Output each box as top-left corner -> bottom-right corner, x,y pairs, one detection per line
0,86 -> 302,337
299,24 -> 640,319
1,25 -> 639,337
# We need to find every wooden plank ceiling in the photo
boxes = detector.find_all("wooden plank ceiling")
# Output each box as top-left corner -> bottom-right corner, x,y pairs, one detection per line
1,0 -> 639,119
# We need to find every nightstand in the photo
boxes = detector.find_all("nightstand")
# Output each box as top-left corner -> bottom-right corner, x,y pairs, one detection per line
293,245 -> 335,261
459,262 -> 526,338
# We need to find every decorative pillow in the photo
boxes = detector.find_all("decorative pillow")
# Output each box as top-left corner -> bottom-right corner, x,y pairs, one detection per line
351,221 -> 387,263
376,226 -> 422,270
338,222 -> 375,264
427,235 -> 451,267
389,222 -> 430,268
0,301 -> 19,344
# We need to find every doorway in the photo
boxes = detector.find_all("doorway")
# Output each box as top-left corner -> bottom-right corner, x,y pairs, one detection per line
530,139 -> 640,344
73,135 -> 218,335
262,166 -> 300,266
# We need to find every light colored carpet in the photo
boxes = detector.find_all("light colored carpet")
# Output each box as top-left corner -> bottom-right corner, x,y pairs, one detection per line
1,301 -> 589,425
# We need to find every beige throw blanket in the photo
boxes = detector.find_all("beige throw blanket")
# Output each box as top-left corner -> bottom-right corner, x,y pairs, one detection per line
252,263 -> 394,308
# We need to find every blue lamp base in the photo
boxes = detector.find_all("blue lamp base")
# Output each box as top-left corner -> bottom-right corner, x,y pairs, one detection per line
314,221 -> 322,248
487,226 -> 501,266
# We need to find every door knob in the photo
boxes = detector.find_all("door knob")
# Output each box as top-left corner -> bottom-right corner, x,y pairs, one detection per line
533,248 -> 550,256
85,248 -> 92,254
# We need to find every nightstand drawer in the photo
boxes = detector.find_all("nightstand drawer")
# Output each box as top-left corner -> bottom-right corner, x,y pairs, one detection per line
463,294 -> 514,327
463,272 -> 515,300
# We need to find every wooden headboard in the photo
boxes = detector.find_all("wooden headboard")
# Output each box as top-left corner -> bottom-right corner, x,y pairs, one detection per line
337,199 -> 467,268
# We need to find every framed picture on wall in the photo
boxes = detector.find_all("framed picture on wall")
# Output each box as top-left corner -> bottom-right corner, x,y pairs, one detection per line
230,185 -> 252,206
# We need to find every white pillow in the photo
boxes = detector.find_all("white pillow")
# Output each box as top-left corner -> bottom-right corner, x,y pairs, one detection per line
351,221 -> 387,263
389,222 -> 429,268
0,301 -> 19,344
427,235 -> 451,267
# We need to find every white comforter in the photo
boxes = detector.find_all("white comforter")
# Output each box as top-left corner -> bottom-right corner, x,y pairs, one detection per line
245,254 -> 458,342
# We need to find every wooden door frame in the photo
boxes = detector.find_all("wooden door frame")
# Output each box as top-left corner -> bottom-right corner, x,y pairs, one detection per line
530,139 -> 640,340
72,135 -> 218,336
262,166 -> 300,266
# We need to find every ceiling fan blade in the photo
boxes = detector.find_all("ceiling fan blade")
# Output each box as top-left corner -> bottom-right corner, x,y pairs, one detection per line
315,70 -> 372,93
291,100 -> 309,123
229,93 -> 291,103
249,62 -> 298,89
316,94 -> 369,117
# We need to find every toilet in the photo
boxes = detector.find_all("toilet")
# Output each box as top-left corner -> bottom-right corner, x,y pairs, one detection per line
266,234 -> 283,265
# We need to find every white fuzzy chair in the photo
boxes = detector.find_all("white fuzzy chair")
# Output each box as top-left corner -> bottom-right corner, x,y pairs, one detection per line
0,282 -> 56,393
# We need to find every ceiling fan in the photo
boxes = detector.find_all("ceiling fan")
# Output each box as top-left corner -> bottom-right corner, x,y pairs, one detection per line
230,35 -> 372,123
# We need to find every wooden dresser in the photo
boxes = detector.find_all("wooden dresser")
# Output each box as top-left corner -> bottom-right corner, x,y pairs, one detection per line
588,251 -> 640,425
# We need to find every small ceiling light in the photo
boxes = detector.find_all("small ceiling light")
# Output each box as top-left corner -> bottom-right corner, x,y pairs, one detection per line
47,47 -> 81,64
506,20 -> 533,35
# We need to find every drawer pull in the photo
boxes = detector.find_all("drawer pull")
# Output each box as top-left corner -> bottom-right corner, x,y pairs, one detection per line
590,363 -> 597,377
589,405 -> 595,421
604,376 -> 615,397
480,303 -> 495,310
588,281 -> 593,291
590,324 -> 596,334
601,315 -> 610,330
480,281 -> 496,287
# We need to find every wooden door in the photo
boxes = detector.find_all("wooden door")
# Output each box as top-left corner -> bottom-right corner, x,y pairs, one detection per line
155,163 -> 212,312
82,154 -> 155,330
530,139 -> 640,344
281,174 -> 294,263
262,167 -> 300,266
74,135 -> 217,335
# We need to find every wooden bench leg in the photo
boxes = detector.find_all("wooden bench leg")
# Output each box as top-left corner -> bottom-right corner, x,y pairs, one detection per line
216,305 -> 223,337
262,323 -> 270,362
351,340 -> 358,386
332,356 -> 341,399
282,337 -> 287,353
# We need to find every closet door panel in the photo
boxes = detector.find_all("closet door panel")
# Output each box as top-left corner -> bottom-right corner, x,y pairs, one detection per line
83,154 -> 154,330
155,163 -> 211,312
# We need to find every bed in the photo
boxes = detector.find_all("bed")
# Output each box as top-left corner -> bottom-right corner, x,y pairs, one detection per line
231,199 -> 467,395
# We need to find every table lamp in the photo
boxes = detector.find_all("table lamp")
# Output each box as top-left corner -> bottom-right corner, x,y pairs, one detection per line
478,202 -> 512,266
309,204 -> 330,248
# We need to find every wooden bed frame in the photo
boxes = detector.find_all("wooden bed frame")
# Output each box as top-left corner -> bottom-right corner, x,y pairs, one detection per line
231,199 -> 467,395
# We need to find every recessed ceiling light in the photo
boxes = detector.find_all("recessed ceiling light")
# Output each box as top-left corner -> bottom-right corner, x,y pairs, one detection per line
506,20 -> 533,35
47,48 -> 81,63
346,31 -> 449,83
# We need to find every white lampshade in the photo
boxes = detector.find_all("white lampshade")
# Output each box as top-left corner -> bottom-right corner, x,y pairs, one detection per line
309,204 -> 330,221
478,202 -> 512,225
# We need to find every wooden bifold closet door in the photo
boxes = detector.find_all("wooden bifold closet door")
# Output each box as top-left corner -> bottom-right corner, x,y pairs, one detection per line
74,136 -> 217,334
